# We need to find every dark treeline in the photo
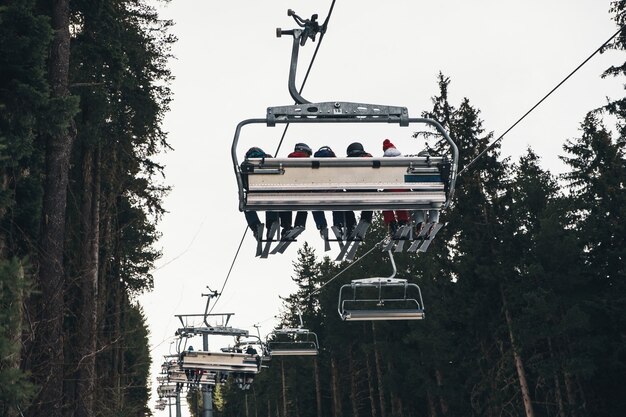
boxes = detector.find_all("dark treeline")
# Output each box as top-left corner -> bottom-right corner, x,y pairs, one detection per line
220,4 -> 626,417
0,1 -> 173,417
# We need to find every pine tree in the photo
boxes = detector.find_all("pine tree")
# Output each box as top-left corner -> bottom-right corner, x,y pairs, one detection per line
560,113 -> 626,416
0,259 -> 35,417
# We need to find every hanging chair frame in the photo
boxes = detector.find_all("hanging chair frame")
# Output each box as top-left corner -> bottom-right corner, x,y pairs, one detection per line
337,251 -> 425,321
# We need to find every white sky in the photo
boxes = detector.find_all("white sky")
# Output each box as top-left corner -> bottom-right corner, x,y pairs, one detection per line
140,1 -> 622,414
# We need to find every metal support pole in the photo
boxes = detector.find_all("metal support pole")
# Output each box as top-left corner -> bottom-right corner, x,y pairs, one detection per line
176,391 -> 182,417
202,334 -> 213,417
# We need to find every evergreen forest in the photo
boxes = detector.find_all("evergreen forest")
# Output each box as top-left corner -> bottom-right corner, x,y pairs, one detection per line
1,1 -> 173,416
0,1 -> 625,417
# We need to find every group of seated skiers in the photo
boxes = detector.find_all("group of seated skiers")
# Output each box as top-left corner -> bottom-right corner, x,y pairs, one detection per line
243,139 -> 440,243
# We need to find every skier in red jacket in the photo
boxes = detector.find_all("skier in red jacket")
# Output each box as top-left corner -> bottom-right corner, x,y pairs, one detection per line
381,139 -> 411,234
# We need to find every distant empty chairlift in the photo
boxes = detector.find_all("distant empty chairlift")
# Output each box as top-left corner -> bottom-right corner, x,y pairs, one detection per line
266,312 -> 319,356
157,384 -> 178,398
338,251 -> 425,321
231,10 -> 458,260
155,398 -> 167,411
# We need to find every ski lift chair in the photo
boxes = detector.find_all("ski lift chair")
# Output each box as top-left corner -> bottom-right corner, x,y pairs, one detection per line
337,251 -> 425,321
266,311 -> 320,356
232,11 -> 458,216
232,372 -> 256,391
180,350 -> 260,374
197,371 -> 217,386
234,334 -> 272,363
157,384 -> 178,398
155,399 -> 167,411
267,328 -> 320,356
166,369 -> 188,384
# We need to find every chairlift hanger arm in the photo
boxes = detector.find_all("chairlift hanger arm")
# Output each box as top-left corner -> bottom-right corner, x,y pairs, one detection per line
276,9 -> 325,104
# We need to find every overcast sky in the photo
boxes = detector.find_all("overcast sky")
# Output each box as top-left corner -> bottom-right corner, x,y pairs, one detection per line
140,1 -> 622,414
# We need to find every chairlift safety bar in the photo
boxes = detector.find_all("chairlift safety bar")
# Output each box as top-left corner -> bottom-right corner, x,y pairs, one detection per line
232,115 -> 458,212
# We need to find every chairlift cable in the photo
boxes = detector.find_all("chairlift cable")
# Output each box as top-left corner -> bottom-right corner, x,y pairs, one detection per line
273,0 -> 337,157
307,238 -> 385,300
208,3 -> 338,311
458,25 -> 625,177
245,239 -> 383,332
208,227 -> 248,314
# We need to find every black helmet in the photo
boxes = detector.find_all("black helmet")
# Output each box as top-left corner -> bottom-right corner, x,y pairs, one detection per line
245,147 -> 269,159
347,142 -> 364,156
294,143 -> 312,155
314,146 -> 336,157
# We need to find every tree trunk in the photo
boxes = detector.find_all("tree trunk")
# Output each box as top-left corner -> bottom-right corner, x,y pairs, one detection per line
32,0 -> 75,415
372,324 -> 387,417
563,372 -> 578,417
427,388 -> 438,417
314,357 -> 323,417
387,361 -> 403,417
348,345 -> 360,417
281,359 -> 288,417
76,146 -> 100,417
6,263 -> 26,417
501,287 -> 535,417
554,373 -> 566,417
331,355 -> 342,417
365,350 -> 378,417
434,369 -> 449,416
547,338 -> 566,417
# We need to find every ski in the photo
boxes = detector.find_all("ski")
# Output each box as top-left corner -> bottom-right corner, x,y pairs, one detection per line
394,224 -> 412,253
334,224 -> 362,262
320,228 -> 331,252
344,221 -> 371,262
260,221 -> 279,259
254,223 -> 265,257
417,223 -> 444,253
383,224 -> 412,252
272,226 -> 305,254
383,224 -> 402,251
408,222 -> 434,253
407,237 -> 421,253
331,226 -> 345,250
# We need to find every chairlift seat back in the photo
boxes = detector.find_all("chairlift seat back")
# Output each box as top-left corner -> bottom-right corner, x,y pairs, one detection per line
267,341 -> 318,356
342,308 -> 425,321
157,384 -> 178,397
180,351 -> 259,373
267,327 -> 320,357
242,156 -> 450,211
